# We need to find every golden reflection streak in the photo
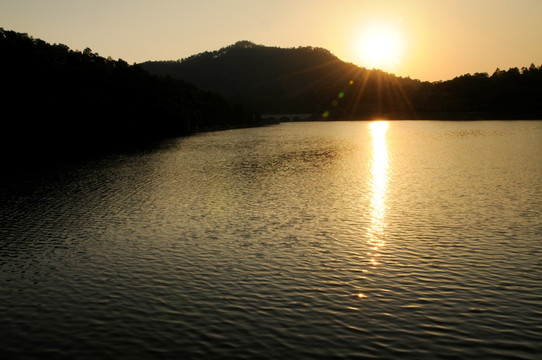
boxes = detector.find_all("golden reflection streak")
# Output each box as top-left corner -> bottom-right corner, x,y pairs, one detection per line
367,121 -> 389,266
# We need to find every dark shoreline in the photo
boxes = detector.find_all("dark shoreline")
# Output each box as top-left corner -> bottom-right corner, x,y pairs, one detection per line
274,114 -> 542,122
6,116 -> 541,169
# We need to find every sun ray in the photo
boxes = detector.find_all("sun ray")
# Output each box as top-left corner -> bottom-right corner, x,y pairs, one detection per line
389,74 -> 418,118
349,70 -> 373,117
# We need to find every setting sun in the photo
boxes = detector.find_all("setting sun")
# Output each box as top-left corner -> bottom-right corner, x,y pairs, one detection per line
355,25 -> 404,71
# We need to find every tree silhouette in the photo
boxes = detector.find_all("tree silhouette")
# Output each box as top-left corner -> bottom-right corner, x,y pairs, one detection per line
0,28 -> 260,167
142,41 -> 542,120
2,26 -> 540,169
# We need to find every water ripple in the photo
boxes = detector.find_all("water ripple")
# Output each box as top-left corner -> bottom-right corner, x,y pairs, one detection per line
1,121 -> 541,359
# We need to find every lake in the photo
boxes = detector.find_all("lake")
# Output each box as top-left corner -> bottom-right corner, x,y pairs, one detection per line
1,120 -> 541,359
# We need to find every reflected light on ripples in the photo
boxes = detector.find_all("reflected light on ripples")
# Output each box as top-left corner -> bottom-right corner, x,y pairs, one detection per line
367,121 -> 389,266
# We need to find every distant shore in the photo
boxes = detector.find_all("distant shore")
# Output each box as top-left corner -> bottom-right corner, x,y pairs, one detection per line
267,112 -> 542,122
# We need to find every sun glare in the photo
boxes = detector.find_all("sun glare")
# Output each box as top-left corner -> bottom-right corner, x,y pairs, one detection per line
355,25 -> 404,71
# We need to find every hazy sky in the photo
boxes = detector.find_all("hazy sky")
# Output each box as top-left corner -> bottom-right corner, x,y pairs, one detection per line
2,0 -> 541,81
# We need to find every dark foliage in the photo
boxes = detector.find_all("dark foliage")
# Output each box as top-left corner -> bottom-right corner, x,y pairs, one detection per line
0,29 -> 259,166
141,41 -> 422,118
2,27 -> 540,170
415,66 -> 542,118
142,41 -> 542,120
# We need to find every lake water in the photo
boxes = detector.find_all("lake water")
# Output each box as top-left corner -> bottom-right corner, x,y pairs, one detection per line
1,121 -> 541,359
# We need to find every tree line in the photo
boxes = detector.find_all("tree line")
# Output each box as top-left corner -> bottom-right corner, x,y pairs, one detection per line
142,41 -> 542,120
2,28 -> 540,167
0,29 -> 263,166
412,66 -> 542,119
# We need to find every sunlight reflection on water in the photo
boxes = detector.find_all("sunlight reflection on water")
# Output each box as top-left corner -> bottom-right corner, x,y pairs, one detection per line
367,121 -> 389,266
2,121 -> 541,359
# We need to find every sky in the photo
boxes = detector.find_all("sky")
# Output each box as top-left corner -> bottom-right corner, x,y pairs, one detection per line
1,0 -> 542,81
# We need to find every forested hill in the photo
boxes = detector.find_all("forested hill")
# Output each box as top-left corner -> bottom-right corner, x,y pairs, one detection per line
0,29 -> 259,166
141,41 -> 542,119
141,41 -> 422,117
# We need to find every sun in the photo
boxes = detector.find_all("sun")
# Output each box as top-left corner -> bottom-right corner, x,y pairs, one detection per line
364,33 -> 395,63
355,25 -> 404,71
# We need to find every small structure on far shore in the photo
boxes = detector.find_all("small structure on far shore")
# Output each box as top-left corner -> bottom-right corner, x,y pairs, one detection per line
261,113 -> 314,122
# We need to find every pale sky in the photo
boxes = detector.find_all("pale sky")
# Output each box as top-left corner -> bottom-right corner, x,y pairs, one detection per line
1,0 -> 541,81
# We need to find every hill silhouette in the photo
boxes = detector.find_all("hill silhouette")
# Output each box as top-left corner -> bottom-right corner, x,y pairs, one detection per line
141,41 -> 421,118
0,29 -> 261,167
141,41 -> 542,119
2,27 -> 541,170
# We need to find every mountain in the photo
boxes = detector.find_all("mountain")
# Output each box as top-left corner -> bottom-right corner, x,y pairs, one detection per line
140,41 -> 422,118
141,41 -> 542,119
0,29 -> 259,166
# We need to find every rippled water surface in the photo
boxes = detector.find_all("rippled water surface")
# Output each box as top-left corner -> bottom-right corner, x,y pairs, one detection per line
1,121 -> 541,359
